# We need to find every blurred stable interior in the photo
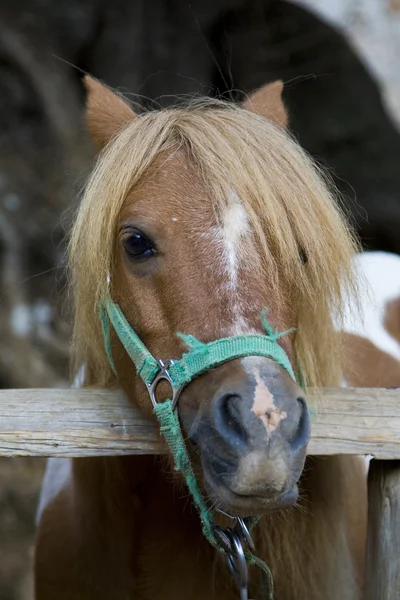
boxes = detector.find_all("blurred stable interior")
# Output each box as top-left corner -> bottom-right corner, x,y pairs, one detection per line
1,1 -> 400,598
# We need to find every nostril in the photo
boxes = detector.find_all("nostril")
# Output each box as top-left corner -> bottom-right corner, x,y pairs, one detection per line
297,396 -> 306,408
214,393 -> 248,448
290,396 -> 311,452
222,395 -> 242,435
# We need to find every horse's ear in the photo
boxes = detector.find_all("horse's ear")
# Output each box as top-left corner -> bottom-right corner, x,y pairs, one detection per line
83,76 -> 136,150
242,81 -> 288,127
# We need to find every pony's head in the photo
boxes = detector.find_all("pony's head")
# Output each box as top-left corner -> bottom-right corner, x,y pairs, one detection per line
69,77 -> 358,516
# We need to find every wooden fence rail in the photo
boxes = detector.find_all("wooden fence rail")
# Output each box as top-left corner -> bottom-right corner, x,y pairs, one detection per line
1,386 -> 400,598
0,387 -> 399,458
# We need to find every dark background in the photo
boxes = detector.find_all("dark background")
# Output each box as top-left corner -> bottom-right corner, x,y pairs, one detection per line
1,1 -> 400,598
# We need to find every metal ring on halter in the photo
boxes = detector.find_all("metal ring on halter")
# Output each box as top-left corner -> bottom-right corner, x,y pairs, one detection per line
235,518 -> 255,552
225,530 -> 249,600
146,359 -> 184,410
215,510 -> 255,552
213,526 -> 234,554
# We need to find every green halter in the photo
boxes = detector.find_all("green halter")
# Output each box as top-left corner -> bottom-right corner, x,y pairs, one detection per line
100,296 -> 298,600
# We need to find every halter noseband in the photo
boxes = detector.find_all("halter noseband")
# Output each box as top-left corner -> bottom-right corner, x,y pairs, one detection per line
100,296 -> 299,600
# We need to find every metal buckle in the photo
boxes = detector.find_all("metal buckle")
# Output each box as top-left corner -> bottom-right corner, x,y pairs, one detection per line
146,359 -> 184,410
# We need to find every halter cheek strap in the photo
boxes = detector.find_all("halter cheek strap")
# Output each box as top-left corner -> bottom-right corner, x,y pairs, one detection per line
99,296 -> 299,600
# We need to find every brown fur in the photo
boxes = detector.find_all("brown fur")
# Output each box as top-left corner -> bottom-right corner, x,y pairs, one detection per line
36,455 -> 366,600
35,77 -> 368,599
343,333 -> 400,387
343,296 -> 400,387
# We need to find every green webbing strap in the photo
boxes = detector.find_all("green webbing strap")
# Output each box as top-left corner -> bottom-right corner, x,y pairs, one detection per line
153,400 -> 219,546
100,302 -> 160,382
169,333 -> 295,387
246,553 -> 274,600
100,298 -> 296,387
99,295 -> 298,600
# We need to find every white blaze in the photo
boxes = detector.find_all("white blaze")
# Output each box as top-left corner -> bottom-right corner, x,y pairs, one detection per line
221,192 -> 250,290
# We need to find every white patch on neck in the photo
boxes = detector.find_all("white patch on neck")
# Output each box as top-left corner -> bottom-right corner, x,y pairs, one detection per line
340,251 -> 400,362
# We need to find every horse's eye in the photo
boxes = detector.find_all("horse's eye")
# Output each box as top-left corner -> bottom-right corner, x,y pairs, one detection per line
122,229 -> 156,262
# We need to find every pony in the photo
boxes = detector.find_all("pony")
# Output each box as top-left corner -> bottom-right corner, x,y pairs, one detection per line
35,77 -> 369,600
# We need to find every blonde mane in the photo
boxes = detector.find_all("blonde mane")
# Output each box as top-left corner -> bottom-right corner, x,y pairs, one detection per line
69,98 -> 359,391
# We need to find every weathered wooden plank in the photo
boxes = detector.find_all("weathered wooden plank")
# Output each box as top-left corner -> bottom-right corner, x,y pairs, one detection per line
0,389 -> 163,457
366,460 -> 400,600
0,387 -> 399,458
307,387 -> 400,459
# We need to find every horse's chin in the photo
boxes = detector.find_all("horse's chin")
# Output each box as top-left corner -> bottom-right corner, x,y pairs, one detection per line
203,471 -> 299,518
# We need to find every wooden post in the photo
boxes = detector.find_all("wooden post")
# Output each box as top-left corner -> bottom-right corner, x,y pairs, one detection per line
366,460 -> 400,600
